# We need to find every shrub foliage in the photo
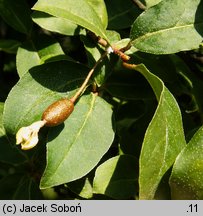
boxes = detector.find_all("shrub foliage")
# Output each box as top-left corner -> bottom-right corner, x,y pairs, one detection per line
0,0 -> 203,199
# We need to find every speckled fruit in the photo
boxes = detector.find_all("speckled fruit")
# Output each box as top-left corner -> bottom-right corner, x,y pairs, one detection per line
42,98 -> 74,127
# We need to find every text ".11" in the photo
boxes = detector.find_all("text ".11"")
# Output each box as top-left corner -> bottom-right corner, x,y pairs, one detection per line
187,204 -> 198,213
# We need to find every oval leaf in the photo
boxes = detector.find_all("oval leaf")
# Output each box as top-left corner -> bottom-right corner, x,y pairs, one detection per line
0,0 -> 32,34
170,126 -> 203,199
130,0 -> 203,54
3,61 -> 89,138
32,12 -> 80,36
40,93 -> 114,189
32,0 -> 108,40
16,35 -> 68,77
93,155 -> 138,199
130,64 -> 186,199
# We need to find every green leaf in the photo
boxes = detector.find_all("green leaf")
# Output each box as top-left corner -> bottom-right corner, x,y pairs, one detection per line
117,100 -> 157,158
0,0 -> 32,34
93,155 -> 138,199
130,0 -> 203,54
130,64 -> 186,199
3,60 -> 89,138
105,0 -> 142,29
16,35 -> 70,77
87,0 -> 108,29
40,93 -> 114,189
0,103 -> 25,164
170,125 -> 203,199
81,35 -> 113,87
105,68 -> 155,100
154,168 -> 172,200
0,102 -> 4,130
145,0 -> 162,8
169,54 -> 203,120
32,0 -> 108,40
130,52 -> 181,83
32,12 -> 81,36
0,136 -> 26,164
66,177 -> 93,199
114,38 -> 137,53
17,40 -> 41,78
0,39 -> 21,54
32,0 -> 108,36
0,174 -> 43,199
106,30 -> 121,45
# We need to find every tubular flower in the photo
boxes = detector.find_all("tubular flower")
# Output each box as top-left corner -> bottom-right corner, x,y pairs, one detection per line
16,120 -> 46,150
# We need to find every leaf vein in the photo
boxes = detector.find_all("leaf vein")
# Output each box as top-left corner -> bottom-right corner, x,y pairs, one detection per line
50,93 -> 97,178
133,22 -> 203,42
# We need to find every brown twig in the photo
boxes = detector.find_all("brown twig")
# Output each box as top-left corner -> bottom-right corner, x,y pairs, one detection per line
119,42 -> 132,53
122,62 -> 137,70
71,32 -> 132,102
87,31 -> 108,47
131,0 -> 146,10
112,46 -> 131,62
88,31 -> 131,62
70,51 -> 108,103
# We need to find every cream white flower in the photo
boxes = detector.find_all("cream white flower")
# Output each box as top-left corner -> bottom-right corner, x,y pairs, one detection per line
16,120 -> 46,150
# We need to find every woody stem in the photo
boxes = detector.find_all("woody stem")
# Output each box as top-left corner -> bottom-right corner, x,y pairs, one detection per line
70,51 -> 108,103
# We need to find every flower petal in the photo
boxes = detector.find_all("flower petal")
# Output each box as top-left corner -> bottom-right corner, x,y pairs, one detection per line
16,120 -> 46,150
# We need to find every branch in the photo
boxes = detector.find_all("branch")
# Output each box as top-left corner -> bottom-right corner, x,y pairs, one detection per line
70,51 -> 108,103
112,46 -> 131,62
88,31 -> 131,62
131,0 -> 146,10
122,62 -> 137,70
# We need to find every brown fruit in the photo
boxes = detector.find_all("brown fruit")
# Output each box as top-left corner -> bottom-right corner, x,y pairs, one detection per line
42,98 -> 74,127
